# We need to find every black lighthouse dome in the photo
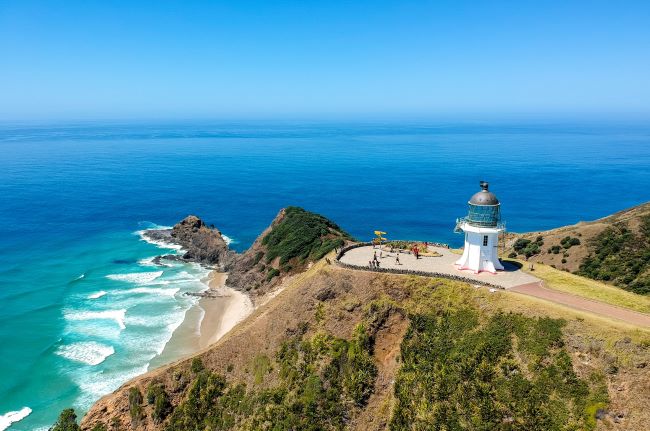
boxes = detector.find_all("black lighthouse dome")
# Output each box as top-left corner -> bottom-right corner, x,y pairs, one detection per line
462,181 -> 502,228
469,181 -> 499,205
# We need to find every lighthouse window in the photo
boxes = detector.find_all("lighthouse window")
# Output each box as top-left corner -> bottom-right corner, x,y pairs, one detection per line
483,235 -> 488,246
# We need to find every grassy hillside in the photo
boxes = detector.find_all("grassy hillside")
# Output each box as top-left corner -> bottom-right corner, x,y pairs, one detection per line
77,260 -> 650,431
506,202 -> 650,295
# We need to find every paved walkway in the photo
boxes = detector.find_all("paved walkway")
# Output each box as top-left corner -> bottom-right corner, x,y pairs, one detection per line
339,245 -> 539,289
511,282 -> 650,327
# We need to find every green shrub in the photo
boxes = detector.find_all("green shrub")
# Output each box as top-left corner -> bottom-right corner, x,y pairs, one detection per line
514,236 -> 544,258
90,423 -> 107,431
390,310 -> 605,431
266,267 -> 280,281
153,392 -> 171,423
561,236 -> 581,249
513,238 -> 531,252
191,357 -> 204,373
147,383 -> 171,423
128,387 -> 144,426
51,409 -> 81,431
110,418 -> 122,430
146,383 -> 158,404
252,354 -> 271,385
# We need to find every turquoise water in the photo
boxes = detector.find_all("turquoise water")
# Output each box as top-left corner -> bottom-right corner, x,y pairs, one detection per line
0,225 -> 211,430
1,121 -> 649,429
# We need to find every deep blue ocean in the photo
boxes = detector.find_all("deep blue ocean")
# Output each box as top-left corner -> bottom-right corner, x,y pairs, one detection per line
1,121 -> 649,430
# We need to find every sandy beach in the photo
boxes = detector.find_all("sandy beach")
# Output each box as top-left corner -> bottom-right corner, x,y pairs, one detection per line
149,271 -> 253,370
197,272 -> 254,348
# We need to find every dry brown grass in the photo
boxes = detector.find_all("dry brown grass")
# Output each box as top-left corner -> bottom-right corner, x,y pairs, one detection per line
82,261 -> 650,431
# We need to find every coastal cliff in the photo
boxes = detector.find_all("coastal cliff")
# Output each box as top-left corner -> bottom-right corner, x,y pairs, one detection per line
70,206 -> 650,431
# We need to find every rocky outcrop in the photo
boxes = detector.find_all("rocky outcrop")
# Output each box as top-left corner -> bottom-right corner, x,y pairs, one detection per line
143,216 -> 231,266
170,216 -> 230,265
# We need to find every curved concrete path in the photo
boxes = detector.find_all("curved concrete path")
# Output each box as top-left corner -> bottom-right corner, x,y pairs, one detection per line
510,282 -> 650,328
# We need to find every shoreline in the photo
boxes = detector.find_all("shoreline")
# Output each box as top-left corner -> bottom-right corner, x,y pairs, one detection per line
148,271 -> 253,370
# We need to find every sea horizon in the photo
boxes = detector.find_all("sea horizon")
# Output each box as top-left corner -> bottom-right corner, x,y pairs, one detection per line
1,120 -> 649,430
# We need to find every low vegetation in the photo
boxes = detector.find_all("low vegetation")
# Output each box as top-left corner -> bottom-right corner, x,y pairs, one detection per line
578,215 -> 650,294
164,323 -> 377,431
512,236 -> 544,258
50,408 -> 81,431
391,309 -> 608,430
561,236 -> 581,249
265,267 -> 280,281
146,383 -> 172,423
128,387 -> 144,427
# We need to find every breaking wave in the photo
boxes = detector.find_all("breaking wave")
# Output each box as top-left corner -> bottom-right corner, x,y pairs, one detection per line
106,271 -> 163,284
56,341 -> 115,366
64,309 -> 127,330
113,286 -> 180,298
74,364 -> 149,412
135,228 -> 183,252
0,407 -> 32,431
88,291 -> 107,299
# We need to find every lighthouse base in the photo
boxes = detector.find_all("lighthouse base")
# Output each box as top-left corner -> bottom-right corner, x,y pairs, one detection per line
454,225 -> 504,274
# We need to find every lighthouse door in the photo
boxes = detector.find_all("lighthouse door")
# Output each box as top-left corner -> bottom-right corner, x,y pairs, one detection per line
480,236 -> 489,267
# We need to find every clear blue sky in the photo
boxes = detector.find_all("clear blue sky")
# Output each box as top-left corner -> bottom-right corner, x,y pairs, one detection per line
1,0 -> 649,121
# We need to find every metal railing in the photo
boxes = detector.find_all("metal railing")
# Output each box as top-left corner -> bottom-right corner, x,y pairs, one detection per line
455,217 -> 506,231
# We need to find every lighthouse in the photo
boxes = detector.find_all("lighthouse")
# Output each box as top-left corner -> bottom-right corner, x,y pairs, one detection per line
454,181 -> 505,273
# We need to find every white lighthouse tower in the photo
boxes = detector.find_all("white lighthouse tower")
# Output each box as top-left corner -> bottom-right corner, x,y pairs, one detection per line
454,181 -> 505,273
